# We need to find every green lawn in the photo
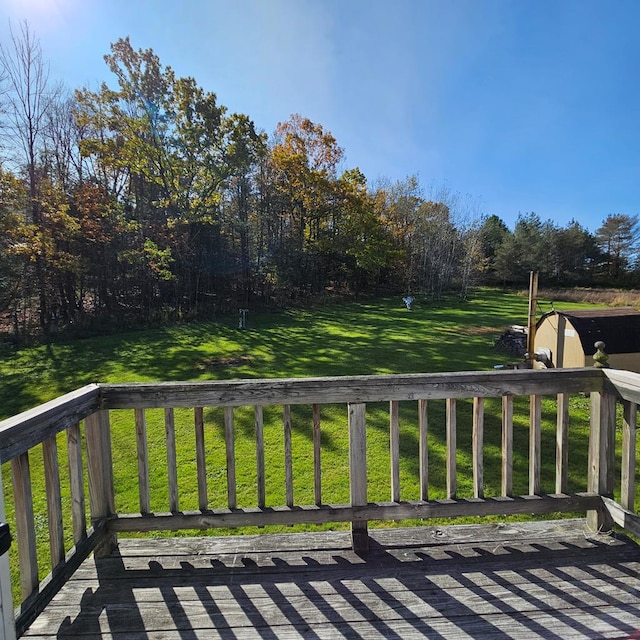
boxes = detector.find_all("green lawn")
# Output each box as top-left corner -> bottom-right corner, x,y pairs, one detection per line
0,288 -> 584,417
0,289 -> 618,598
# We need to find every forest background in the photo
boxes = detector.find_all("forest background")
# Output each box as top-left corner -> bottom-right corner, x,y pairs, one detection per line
2,25 -> 639,339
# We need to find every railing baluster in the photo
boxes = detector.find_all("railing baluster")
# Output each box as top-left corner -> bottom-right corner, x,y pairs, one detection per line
446,398 -> 457,499
66,422 -> 86,543
283,405 -> 293,508
419,399 -> 428,501
194,407 -> 207,511
165,408 -> 178,512
135,408 -> 150,514
501,395 -> 513,497
390,400 -> 400,502
556,393 -> 569,494
313,404 -> 321,506
11,452 -> 38,599
621,400 -> 637,512
43,436 -> 64,568
224,407 -> 237,509
255,406 -> 265,508
473,397 -> 484,499
348,402 -> 368,552
529,395 -> 542,495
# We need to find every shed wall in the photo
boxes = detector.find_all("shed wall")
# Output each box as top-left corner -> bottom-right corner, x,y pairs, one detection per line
534,315 -> 586,368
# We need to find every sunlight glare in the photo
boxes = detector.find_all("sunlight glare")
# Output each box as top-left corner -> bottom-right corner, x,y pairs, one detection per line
0,0 -> 73,33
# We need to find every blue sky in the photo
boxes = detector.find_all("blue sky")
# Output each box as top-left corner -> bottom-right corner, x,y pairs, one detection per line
1,0 -> 639,232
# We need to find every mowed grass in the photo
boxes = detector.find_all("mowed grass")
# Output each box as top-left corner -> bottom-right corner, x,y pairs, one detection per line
0,289 -> 625,598
0,288 -> 587,414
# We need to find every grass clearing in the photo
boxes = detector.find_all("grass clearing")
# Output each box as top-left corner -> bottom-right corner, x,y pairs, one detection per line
0,288 -> 598,416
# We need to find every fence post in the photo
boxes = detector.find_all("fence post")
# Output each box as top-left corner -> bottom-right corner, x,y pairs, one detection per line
348,403 -> 369,553
0,463 -> 16,640
587,387 -> 616,532
85,410 -> 117,557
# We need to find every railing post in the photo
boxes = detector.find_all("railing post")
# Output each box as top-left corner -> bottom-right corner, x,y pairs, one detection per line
587,388 -> 616,532
85,410 -> 116,557
348,403 -> 368,553
0,463 -> 16,640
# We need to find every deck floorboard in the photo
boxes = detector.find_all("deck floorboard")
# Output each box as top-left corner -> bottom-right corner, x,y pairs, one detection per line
22,519 -> 640,639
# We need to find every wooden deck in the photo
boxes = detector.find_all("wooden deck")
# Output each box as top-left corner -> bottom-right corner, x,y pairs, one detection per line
21,519 -> 640,639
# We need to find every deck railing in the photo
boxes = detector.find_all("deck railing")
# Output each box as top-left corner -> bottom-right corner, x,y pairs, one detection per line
0,367 -> 639,637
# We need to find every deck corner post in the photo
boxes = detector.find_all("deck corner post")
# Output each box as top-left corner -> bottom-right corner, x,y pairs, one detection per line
348,402 -> 369,553
587,389 -> 616,532
85,409 -> 117,557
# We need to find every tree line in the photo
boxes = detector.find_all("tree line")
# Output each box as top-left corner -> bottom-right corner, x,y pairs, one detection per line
1,25 -> 639,338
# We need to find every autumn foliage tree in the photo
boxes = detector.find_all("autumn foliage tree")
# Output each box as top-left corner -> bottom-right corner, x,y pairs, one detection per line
1,27 -> 636,339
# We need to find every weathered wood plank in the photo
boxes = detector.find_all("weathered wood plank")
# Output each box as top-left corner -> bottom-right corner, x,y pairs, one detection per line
529,394 -> 541,495
587,390 -> 616,532
14,523 -> 106,638
502,394 -> 513,496
224,406 -> 236,510
194,407 -> 207,511
556,392 -> 569,494
47,564 -> 640,604
603,368 -> 640,403
85,410 -> 116,557
23,606 -> 640,640
100,411 -> 116,517
254,405 -> 265,508
164,408 -> 178,512
621,400 -> 637,512
23,520 -> 640,640
25,581 -> 640,637
418,398 -> 428,501
85,412 -> 112,519
0,384 -> 100,463
473,396 -> 484,499
42,436 -> 64,569
348,402 -> 368,551
135,408 -> 150,515
390,399 -> 400,502
312,403 -> 321,506
283,404 -> 293,508
66,422 -> 86,544
602,496 -> 640,539
446,398 -> 456,499
106,493 -> 602,532
105,518 -> 624,556
12,451 -> 38,599
98,368 -> 605,409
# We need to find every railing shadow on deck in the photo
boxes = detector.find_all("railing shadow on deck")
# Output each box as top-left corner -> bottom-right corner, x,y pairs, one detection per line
0,366 -> 639,637
40,523 -> 640,639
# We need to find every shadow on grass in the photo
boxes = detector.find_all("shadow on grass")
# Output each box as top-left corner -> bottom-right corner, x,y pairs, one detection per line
0,289 -> 532,420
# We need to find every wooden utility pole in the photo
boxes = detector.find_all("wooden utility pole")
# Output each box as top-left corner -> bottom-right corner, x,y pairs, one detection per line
526,271 -> 539,368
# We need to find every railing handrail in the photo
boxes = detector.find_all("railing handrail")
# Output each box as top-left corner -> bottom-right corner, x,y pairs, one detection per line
0,384 -> 100,464
603,368 -> 640,403
98,368 -> 605,409
0,370 -> 606,458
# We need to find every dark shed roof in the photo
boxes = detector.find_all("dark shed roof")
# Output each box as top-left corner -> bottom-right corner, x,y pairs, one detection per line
538,308 -> 640,355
